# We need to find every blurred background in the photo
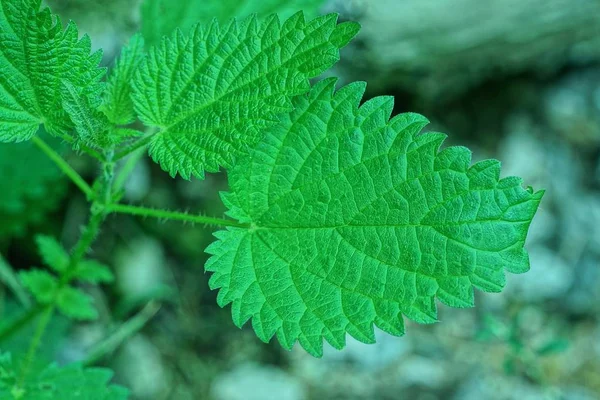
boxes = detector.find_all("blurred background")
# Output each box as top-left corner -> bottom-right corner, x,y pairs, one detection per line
1,0 -> 599,399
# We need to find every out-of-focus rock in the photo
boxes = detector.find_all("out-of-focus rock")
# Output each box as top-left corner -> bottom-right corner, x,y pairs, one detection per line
505,246 -> 573,302
116,335 -> 169,399
115,237 -> 167,298
394,356 -> 449,389
122,157 -> 151,202
564,256 -> 600,315
499,115 -> 585,205
320,328 -> 410,370
455,374 -> 595,400
544,69 -> 600,148
211,363 -> 306,400
329,0 -> 600,102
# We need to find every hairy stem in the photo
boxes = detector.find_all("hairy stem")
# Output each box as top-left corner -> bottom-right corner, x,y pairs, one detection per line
113,133 -> 155,162
66,211 -> 105,278
32,136 -> 94,199
102,148 -> 116,207
17,305 -> 54,386
107,204 -> 249,228
11,149 -> 116,378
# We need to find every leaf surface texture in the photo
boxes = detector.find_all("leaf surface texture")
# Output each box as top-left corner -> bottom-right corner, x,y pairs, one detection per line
132,13 -> 359,179
206,79 -> 544,356
0,0 -> 105,142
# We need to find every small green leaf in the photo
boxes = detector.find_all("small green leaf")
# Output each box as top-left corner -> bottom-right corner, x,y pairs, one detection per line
132,12 -> 360,179
19,269 -> 58,304
102,34 -> 145,126
57,287 -> 98,321
62,82 -> 111,148
35,235 -> 70,273
74,260 -> 114,284
207,78 -> 544,357
141,0 -> 325,47
0,0 -> 105,143
0,352 -> 129,399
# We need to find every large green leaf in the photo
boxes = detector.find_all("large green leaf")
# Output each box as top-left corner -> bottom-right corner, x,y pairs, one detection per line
132,12 -> 359,179
206,78 -> 544,357
0,0 -> 105,143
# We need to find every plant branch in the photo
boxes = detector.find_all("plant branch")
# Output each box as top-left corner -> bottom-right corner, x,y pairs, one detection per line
114,134 -> 155,162
107,204 -> 248,228
0,254 -> 31,308
66,211 -> 106,277
0,305 -> 46,343
32,136 -> 94,199
7,142 -> 119,384
82,301 -> 161,366
18,305 -> 54,386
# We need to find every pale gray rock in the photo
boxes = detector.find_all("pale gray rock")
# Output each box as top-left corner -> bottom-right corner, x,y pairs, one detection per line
211,363 -> 306,400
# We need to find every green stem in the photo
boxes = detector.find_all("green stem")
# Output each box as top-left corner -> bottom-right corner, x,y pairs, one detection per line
102,148 -> 115,207
82,301 -> 161,366
0,305 -> 45,343
17,305 -> 54,386
0,254 -> 31,308
107,204 -> 248,228
114,134 -> 155,162
32,136 -> 94,199
65,148 -> 115,278
7,143 -> 117,385
66,211 -> 105,278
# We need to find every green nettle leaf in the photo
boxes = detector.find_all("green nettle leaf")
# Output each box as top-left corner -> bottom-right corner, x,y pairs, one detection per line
19,269 -> 58,304
132,12 -> 360,179
141,0 -> 324,47
0,352 -> 129,400
74,260 -> 114,284
0,136 -> 66,238
61,82 -> 110,149
206,79 -> 544,357
36,235 -> 70,273
102,34 -> 146,126
0,0 -> 105,143
57,287 -> 98,321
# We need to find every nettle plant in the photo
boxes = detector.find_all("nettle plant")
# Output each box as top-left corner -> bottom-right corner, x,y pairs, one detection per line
0,0 -> 543,397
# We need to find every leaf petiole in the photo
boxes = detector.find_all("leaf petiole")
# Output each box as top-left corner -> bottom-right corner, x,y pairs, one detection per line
107,204 -> 249,228
113,133 -> 155,162
32,136 -> 94,199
